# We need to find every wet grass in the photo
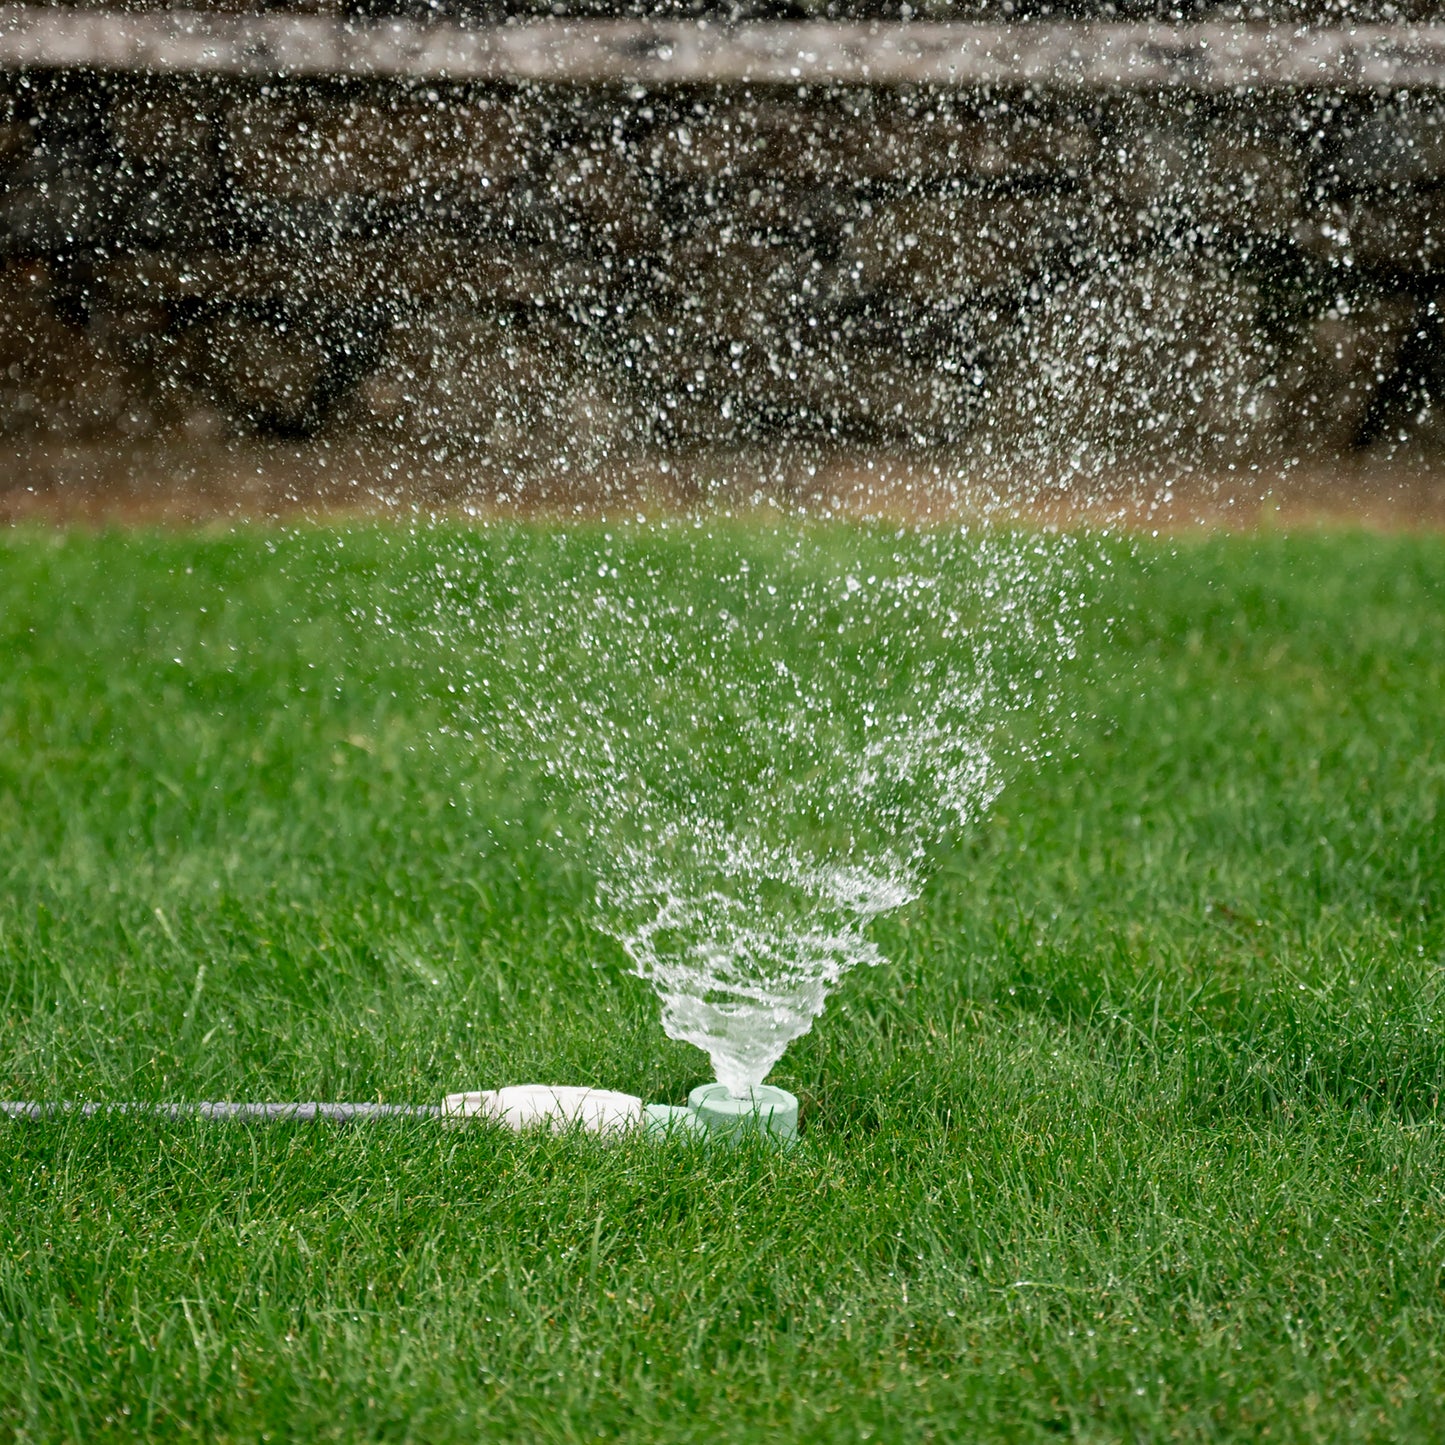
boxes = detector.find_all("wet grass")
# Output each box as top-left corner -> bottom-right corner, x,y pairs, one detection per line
1,522 -> 1444,1442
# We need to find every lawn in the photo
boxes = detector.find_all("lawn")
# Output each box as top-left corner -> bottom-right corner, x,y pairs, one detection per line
1,520 -> 1444,1441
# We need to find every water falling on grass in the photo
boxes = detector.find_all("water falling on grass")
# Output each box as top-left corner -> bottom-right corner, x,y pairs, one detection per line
376,518 -> 1093,1094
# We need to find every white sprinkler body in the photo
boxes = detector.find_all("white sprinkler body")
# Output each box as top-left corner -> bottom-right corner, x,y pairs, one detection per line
443,1085 -> 643,1135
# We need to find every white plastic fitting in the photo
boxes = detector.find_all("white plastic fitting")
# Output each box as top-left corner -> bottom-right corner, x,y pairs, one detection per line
442,1085 -> 643,1135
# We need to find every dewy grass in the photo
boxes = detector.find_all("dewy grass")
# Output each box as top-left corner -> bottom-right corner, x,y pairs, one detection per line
1,523 -> 1443,1441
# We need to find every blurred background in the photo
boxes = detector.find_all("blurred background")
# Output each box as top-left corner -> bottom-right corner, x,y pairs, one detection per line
2,1 -> 1444,524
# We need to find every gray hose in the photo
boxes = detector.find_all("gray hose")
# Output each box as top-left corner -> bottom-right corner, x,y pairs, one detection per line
1,1101 -> 442,1121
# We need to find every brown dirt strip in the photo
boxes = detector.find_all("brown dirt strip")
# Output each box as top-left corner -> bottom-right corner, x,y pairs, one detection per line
4,437 -> 1445,531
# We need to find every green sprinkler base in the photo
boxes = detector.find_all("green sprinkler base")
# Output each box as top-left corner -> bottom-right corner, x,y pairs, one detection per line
643,1103 -> 706,1136
687,1083 -> 799,1144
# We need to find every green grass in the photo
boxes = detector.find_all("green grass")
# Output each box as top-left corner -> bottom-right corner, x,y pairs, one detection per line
1,521 -> 1444,1442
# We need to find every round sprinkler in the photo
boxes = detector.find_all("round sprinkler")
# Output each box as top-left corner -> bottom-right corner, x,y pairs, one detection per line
688,1082 -> 799,1144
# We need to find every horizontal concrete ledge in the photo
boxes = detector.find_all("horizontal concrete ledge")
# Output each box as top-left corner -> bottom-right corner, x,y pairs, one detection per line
1,1100 -> 443,1120
2,9 -> 1445,89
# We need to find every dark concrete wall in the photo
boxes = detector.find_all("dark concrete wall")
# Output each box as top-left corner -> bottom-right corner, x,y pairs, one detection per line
4,67 -> 1445,468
